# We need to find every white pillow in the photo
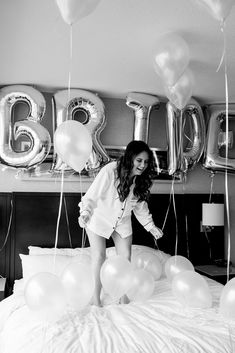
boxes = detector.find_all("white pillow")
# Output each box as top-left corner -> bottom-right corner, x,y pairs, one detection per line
28,245 -> 170,262
19,254 -> 87,283
28,246 -> 90,256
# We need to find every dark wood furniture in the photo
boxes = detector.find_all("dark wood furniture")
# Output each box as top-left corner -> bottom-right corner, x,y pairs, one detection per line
195,264 -> 235,285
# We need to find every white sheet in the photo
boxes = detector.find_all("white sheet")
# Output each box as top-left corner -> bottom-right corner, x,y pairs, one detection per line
0,277 -> 235,353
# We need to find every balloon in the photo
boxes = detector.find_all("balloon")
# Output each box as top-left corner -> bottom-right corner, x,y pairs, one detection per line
172,270 -> 212,308
24,272 -> 67,322
166,98 -> 206,175
164,255 -> 194,282
126,92 -> 160,142
55,0 -> 102,25
153,33 -> 190,87
166,102 -> 184,175
165,68 -> 194,110
203,108 -> 235,173
52,89 -> 109,174
194,0 -> 235,22
100,255 -> 133,300
54,119 -> 92,173
61,262 -> 94,311
182,99 -> 206,172
127,269 -> 155,302
0,85 -> 51,170
219,278 -> 235,319
132,251 -> 162,280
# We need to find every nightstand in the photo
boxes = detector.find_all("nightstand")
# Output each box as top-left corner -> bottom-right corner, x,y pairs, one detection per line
195,265 -> 235,285
0,277 -> 6,301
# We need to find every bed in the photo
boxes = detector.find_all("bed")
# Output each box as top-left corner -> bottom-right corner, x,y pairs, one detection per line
0,244 -> 234,353
0,192 -> 233,353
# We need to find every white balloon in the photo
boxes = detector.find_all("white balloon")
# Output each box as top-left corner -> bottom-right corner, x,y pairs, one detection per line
24,272 -> 67,322
61,262 -> 94,311
165,255 -> 194,281
172,270 -> 212,308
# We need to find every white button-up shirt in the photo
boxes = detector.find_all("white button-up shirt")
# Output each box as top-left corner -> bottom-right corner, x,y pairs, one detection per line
79,161 -> 156,239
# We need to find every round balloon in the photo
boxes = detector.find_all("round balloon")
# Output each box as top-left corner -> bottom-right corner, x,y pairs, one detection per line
24,272 -> 67,322
194,0 -> 235,22
164,255 -> 194,282
55,0 -> 102,25
127,269 -> 155,302
54,120 -> 92,173
61,262 -> 94,311
153,32 -> 190,87
52,89 -> 109,173
172,270 -> 212,308
164,68 -> 194,111
132,251 -> 162,280
219,277 -> 235,319
100,255 -> 133,300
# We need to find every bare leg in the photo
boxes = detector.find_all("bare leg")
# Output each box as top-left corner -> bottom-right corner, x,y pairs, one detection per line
112,231 -> 132,304
86,228 -> 106,307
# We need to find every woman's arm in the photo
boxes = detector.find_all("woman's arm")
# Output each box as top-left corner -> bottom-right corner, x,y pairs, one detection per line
133,201 -> 163,239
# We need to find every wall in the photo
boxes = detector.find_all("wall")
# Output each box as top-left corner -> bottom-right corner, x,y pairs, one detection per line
0,94 -> 234,262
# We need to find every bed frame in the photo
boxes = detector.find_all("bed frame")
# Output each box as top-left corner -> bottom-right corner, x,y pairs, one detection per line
0,192 -> 224,295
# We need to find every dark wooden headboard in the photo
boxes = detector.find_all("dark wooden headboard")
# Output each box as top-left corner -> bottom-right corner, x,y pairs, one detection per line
0,192 -> 224,294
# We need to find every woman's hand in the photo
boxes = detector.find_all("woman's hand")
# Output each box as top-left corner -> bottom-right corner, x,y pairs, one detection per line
150,226 -> 163,240
78,211 -> 90,228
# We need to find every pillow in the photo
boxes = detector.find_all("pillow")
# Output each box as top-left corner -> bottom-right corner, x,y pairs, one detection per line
28,245 -> 170,264
28,246 -> 90,256
19,254 -> 88,283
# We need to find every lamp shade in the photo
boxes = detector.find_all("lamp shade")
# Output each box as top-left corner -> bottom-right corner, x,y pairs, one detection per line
202,203 -> 224,226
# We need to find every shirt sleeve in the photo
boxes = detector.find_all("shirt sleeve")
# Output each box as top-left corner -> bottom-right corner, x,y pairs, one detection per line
78,162 -> 113,216
133,200 -> 155,232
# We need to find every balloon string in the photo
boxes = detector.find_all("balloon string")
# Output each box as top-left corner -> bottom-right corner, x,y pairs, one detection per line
161,179 -> 173,231
224,38 -> 231,283
66,24 -> 73,121
0,196 -> 13,253
63,196 -> 73,248
79,172 -> 87,248
209,172 -> 215,203
53,169 -> 64,271
216,21 -> 226,73
172,176 -> 178,256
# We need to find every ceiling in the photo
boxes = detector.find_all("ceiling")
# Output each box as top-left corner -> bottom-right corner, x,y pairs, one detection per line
1,0 -> 235,106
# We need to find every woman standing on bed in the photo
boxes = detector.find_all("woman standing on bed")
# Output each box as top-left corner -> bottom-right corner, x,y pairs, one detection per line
78,140 -> 163,306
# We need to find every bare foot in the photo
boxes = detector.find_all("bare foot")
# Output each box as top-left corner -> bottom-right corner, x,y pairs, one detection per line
90,296 -> 103,307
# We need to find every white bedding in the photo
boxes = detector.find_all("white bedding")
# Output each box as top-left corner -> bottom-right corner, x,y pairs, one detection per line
0,276 -> 235,353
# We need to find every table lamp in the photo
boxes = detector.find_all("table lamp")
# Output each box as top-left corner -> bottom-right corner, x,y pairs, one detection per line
202,203 -> 224,262
202,203 -> 224,228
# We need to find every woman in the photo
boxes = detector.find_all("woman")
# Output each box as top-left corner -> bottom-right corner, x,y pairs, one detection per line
78,140 -> 163,306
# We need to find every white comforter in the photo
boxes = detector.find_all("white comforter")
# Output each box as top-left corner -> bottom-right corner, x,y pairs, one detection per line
0,278 -> 234,353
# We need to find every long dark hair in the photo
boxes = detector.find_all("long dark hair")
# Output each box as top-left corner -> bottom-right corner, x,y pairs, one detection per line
116,140 -> 154,202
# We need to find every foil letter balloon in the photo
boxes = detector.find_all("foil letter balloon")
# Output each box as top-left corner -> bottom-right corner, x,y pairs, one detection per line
166,98 -> 205,175
55,0 -> 103,25
0,85 -> 51,170
52,89 -> 110,174
203,106 -> 235,173
126,92 -> 160,142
